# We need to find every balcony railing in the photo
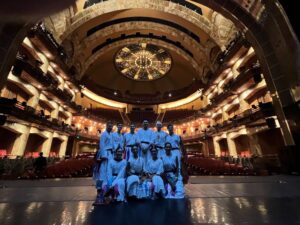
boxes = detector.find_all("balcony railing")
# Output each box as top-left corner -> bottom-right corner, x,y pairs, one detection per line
183,103 -> 275,141
202,63 -> 262,112
0,98 -> 75,134
12,56 -> 81,112
13,56 -> 59,87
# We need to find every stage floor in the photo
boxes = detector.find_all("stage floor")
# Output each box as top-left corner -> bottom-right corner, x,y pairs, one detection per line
1,176 -> 300,225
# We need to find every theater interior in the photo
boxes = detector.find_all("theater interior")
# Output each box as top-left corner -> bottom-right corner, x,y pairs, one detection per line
0,0 -> 299,224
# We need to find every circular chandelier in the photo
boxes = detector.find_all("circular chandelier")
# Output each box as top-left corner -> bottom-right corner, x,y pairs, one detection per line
115,43 -> 172,81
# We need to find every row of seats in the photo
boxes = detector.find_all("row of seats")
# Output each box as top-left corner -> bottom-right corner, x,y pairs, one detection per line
22,158 -> 94,179
163,109 -> 196,123
87,108 -> 122,123
127,111 -> 158,124
185,156 -> 256,176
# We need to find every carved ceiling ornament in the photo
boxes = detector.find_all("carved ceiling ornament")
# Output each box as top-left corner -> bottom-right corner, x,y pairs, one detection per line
44,0 -> 237,48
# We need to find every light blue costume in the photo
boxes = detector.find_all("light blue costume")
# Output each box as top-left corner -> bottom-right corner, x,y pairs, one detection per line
106,159 -> 127,202
124,132 -> 140,160
152,130 -> 167,159
144,157 -> 165,196
165,134 -> 182,163
126,157 -> 149,198
112,132 -> 124,152
137,128 -> 154,163
93,130 -> 113,189
161,153 -> 185,199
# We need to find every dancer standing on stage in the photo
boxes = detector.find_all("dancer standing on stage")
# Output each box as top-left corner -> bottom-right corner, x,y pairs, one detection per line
166,124 -> 182,165
112,122 -> 124,153
137,120 -> 153,163
124,123 -> 140,160
93,121 -> 113,205
161,142 -> 185,199
152,121 -> 167,159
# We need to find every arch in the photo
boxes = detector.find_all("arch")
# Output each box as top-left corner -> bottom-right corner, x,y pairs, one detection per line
60,0 -> 231,46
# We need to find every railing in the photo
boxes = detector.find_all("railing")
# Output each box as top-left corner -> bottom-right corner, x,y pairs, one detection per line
0,98 -> 75,134
29,23 -> 81,87
182,103 -> 275,141
13,56 -> 59,87
202,63 -> 262,112
13,56 -> 81,112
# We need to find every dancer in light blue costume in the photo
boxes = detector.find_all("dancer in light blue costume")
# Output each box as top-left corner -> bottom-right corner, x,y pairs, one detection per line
144,146 -> 165,199
152,121 -> 167,159
126,145 -> 149,199
137,120 -> 153,163
105,148 -> 127,202
112,122 -> 124,154
93,121 -> 113,205
161,142 -> 185,199
124,123 -> 140,160
166,124 -> 182,165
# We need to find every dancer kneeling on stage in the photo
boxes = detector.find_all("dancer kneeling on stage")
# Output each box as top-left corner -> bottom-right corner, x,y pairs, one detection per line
126,145 -> 148,199
144,145 -> 165,199
161,142 -> 185,199
104,148 -> 127,203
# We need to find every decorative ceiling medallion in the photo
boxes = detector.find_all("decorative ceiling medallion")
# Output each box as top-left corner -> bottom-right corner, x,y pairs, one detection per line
115,43 -> 172,81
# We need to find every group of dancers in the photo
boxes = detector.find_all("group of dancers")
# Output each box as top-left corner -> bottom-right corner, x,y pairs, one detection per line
93,120 -> 185,205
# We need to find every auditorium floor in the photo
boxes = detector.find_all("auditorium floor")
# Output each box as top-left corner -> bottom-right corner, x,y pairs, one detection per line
1,176 -> 300,225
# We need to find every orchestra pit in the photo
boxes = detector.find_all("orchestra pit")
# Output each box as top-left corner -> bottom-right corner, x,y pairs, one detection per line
0,1 -> 299,224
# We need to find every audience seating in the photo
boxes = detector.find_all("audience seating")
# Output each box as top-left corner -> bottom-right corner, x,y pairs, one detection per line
43,158 -> 94,178
163,109 -> 196,123
87,108 -> 122,122
185,156 -> 256,176
127,111 -> 158,124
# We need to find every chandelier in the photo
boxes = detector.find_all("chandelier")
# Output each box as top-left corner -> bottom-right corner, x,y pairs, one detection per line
115,43 -> 172,81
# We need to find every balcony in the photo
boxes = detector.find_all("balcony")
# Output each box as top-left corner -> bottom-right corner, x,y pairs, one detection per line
0,98 -> 75,134
216,34 -> 250,68
201,64 -> 262,113
28,23 -> 80,85
183,103 -> 275,141
13,56 -> 59,87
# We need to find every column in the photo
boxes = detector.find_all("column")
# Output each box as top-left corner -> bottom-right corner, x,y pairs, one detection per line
226,133 -> 238,157
238,95 -> 250,112
222,107 -> 229,122
248,134 -> 263,156
27,90 -> 40,109
10,126 -> 31,156
66,112 -> 73,125
41,131 -> 54,157
37,53 -> 49,73
59,136 -> 69,158
213,136 -> 221,157
51,103 -> 59,119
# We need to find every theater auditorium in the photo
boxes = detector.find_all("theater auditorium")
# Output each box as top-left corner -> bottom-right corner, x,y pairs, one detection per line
0,0 -> 299,224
